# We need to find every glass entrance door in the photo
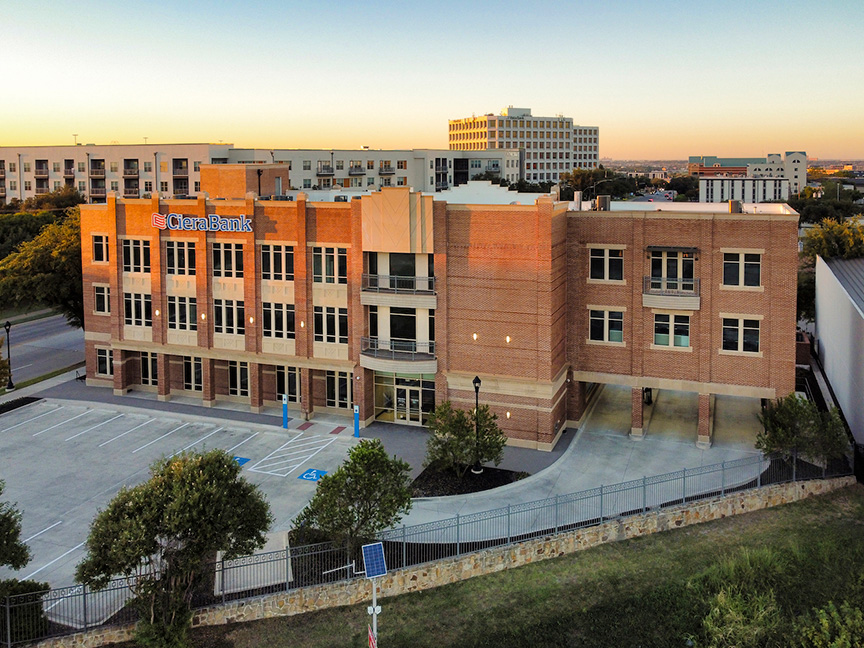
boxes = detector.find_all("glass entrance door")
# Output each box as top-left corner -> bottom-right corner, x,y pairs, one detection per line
395,386 -> 422,424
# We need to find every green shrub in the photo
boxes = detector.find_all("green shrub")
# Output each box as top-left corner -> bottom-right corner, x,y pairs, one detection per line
794,601 -> 864,648
0,578 -> 50,643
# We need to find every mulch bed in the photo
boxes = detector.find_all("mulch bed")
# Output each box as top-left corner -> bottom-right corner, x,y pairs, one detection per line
412,463 -> 529,497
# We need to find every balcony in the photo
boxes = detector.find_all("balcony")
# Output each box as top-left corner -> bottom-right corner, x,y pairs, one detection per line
378,166 -> 395,175
124,188 -> 139,198
361,337 -> 435,361
362,274 -> 435,294
172,165 -> 188,176
63,168 -> 75,178
123,167 -> 139,178
642,276 -> 701,310
316,165 -> 334,176
0,187 -> 5,197
34,168 -> 49,179
486,165 -> 501,173
349,166 -> 365,175
35,187 -> 49,195
435,182 -> 449,191
90,187 -> 107,197
90,168 -> 106,178
0,168 -> 5,179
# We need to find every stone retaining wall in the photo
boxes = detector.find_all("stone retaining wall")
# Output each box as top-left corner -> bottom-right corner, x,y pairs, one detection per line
35,476 -> 857,647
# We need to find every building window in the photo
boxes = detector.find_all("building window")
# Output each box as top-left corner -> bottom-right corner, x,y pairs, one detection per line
397,160 -> 407,169
312,247 -> 347,284
276,366 -> 301,403
589,309 -> 624,343
650,250 -> 694,292
94,286 -> 110,314
326,370 -> 352,408
654,314 -> 690,347
8,162 -> 16,173
722,318 -> 760,353
122,239 -> 151,273
194,181 -> 200,192
78,181 -> 85,192
144,181 -> 153,192
314,306 -> 348,344
261,244 -> 294,281
212,243 -> 243,278
302,160 -> 311,170
160,181 -> 168,193
183,356 -> 202,391
228,361 -> 249,397
96,348 -> 113,377
24,181 -> 31,192
110,162 -> 118,173
167,296 -> 197,331
723,253 -> 761,287
589,248 -> 624,281
166,241 -> 196,275
193,161 -> 201,172
262,302 -> 295,339
123,293 -> 152,327
93,235 -> 109,263
143,161 -> 152,173
140,352 -> 158,386
23,163 -> 30,173
303,179 -> 311,189
213,299 -> 245,335
8,181 -> 16,191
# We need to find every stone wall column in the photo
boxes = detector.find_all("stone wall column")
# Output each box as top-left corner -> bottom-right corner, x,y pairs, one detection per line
697,392 -> 713,448
157,353 -> 171,401
630,387 -> 644,438
202,358 -> 216,407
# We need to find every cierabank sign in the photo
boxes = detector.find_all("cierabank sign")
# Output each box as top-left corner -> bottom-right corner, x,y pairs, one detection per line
152,212 -> 252,233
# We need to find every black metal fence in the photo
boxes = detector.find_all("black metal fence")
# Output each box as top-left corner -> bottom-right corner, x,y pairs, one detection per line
2,452 -> 852,646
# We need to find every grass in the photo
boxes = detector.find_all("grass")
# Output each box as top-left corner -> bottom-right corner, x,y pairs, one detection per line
110,483 -> 864,648
0,361 -> 84,395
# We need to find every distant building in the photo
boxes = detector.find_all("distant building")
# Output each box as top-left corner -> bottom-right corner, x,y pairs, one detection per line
690,152 -> 807,201
448,106 -> 600,183
699,177 -> 790,203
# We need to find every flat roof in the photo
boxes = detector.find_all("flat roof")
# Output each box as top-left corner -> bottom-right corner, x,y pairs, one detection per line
824,257 -> 864,315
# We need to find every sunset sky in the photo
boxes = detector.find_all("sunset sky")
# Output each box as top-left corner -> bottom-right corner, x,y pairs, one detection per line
2,0 -> 861,159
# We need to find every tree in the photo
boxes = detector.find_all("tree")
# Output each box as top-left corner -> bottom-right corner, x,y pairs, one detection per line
756,394 -> 848,463
21,185 -> 85,213
424,402 -> 507,479
0,211 -> 59,260
667,174 -> 699,201
0,207 -> 83,328
292,439 -> 412,553
0,480 -> 30,571
76,450 -> 272,648
797,219 -> 864,321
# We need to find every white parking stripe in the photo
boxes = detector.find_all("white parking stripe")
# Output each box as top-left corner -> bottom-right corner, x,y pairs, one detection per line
171,427 -> 224,456
65,414 -> 124,441
131,423 -> 189,454
24,521 -> 62,542
32,411 -> 90,436
98,419 -> 154,447
226,432 -> 258,453
2,406 -> 63,432
249,435 -> 336,477
23,543 -> 85,580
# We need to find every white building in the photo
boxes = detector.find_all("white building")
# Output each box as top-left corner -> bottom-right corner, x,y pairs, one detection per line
699,177 -> 790,203
448,106 -> 600,183
747,152 -> 807,195
0,144 -> 521,204
692,152 -> 807,203
814,256 -> 864,445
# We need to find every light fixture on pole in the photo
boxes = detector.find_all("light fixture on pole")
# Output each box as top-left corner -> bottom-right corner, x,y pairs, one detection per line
471,375 -> 482,475
4,321 -> 13,391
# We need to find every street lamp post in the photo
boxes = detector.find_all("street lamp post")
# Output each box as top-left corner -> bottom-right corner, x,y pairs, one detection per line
4,321 -> 13,391
471,376 -> 482,475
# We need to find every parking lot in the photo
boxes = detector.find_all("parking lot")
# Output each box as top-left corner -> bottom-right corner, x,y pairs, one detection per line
0,399 -> 358,588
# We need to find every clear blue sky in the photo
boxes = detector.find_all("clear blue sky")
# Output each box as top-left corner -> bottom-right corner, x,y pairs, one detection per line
2,0 -> 861,159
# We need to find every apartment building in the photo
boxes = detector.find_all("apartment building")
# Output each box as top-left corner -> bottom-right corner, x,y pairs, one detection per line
0,145 -> 521,204
80,166 -> 798,450
690,152 -> 807,200
448,107 -> 600,183
699,177 -> 790,203
0,143 -> 234,204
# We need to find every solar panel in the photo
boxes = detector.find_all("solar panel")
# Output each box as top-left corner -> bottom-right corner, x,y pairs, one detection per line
362,542 -> 387,579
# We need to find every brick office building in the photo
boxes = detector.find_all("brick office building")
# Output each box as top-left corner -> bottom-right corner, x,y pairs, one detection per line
80,165 -> 798,450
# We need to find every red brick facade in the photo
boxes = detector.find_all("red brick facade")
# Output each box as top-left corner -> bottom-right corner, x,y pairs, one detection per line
81,176 -> 798,450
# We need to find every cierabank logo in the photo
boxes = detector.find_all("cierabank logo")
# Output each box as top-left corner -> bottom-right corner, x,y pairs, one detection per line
151,212 -> 252,232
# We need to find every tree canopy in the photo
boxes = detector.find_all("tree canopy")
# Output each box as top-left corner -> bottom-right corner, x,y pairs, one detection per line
0,211 -> 59,260
292,439 -> 412,552
0,207 -> 83,328
425,401 -> 507,479
76,450 -> 272,647
0,480 -> 30,571
756,393 -> 848,463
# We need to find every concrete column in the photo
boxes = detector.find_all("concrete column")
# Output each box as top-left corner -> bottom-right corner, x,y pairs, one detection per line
300,367 -> 313,421
157,353 -> 171,402
630,387 -> 644,438
202,358 -> 216,407
697,393 -> 713,448
112,349 -> 131,396
249,362 -> 263,414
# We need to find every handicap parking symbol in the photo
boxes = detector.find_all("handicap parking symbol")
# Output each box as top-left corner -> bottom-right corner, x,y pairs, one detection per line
298,469 -> 327,481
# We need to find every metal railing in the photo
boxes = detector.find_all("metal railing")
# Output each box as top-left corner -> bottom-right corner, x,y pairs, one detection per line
361,274 -> 435,294
63,169 -> 75,178
642,276 -> 701,296
122,168 -> 139,178
360,337 -> 435,361
89,187 -> 106,196
33,169 -> 49,179
348,166 -> 365,175
2,452 -> 851,646
378,166 -> 395,175
88,168 -> 105,178
316,165 -> 334,176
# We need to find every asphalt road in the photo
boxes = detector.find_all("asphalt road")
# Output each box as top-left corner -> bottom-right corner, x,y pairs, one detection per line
5,315 -> 84,385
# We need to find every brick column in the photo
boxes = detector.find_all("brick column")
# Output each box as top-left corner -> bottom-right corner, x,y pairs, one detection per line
157,353 -> 171,402
249,362 -> 263,414
300,367 -> 313,421
354,366 -> 373,428
112,349 -> 131,396
630,387 -> 644,438
697,393 -> 713,448
202,358 -> 216,407
568,378 -> 587,425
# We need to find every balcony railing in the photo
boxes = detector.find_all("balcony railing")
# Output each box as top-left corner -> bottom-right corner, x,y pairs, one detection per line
123,188 -> 139,198
90,168 -> 106,178
123,167 -> 139,178
0,187 -> 5,197
486,165 -> 501,173
63,168 -> 75,178
435,182 -> 449,191
0,168 -> 5,179
316,165 -> 334,176
378,166 -> 395,175
90,186 -> 107,196
361,337 -> 435,361
349,166 -> 365,175
34,168 -> 49,178
643,276 -> 700,296
173,166 -> 188,176
362,274 -> 435,294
